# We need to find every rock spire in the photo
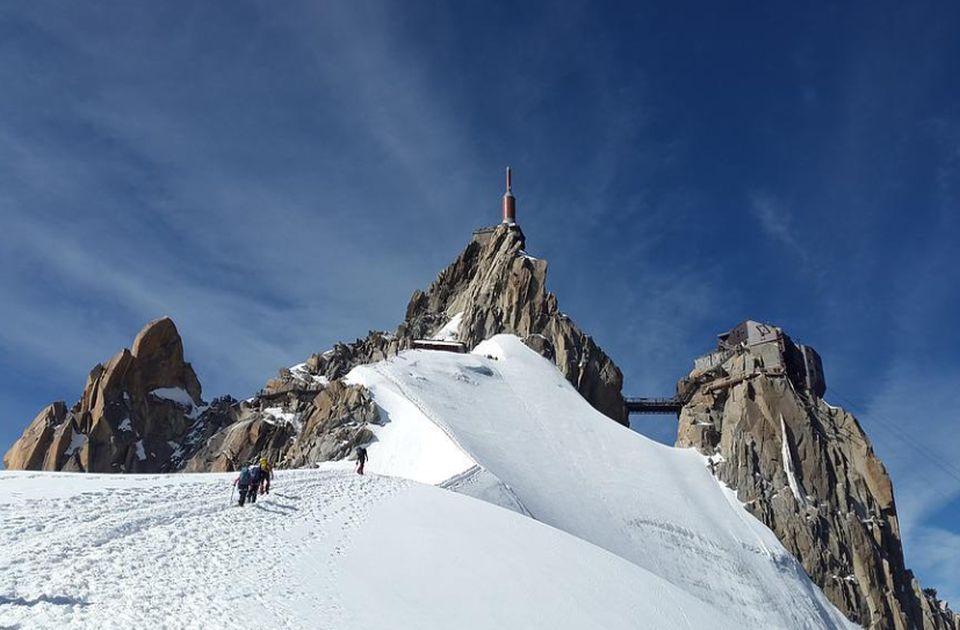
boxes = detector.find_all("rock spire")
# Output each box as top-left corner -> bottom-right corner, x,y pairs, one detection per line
676,321 -> 959,630
3,317 -> 234,473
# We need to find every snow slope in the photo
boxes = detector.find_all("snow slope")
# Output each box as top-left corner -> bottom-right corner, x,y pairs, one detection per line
347,335 -> 857,629
1,334 -> 859,628
354,374 -> 475,485
0,470 -> 733,629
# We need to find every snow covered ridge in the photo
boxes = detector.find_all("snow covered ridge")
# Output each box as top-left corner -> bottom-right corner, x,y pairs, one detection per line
343,335 -> 855,629
0,335 -> 856,628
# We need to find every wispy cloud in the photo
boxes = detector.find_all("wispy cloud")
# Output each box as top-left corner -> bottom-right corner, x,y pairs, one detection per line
748,193 -> 808,262
855,363 -> 960,606
907,525 -> 960,607
0,2 -> 491,442
863,367 -> 960,525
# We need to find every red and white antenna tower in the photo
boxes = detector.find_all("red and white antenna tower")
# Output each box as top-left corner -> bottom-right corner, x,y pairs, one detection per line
502,166 -> 516,225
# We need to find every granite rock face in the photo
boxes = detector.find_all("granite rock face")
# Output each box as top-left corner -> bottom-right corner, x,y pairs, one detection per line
400,225 -> 627,424
282,381 -> 379,468
274,226 -> 627,422
186,225 -> 626,472
3,318 -> 232,473
676,322 -> 959,630
183,381 -> 378,472
188,224 -> 628,470
2,402 -> 72,470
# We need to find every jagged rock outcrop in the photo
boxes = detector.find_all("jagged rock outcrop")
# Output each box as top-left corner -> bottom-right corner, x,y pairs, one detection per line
676,321 -> 959,630
282,381 -> 379,467
182,401 -> 294,473
400,225 -> 627,424
3,402 -> 72,470
183,381 -> 379,472
187,224 -> 627,471
262,226 -> 626,423
3,317 -> 234,473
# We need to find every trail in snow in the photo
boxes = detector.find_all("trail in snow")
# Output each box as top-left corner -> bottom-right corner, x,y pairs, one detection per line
348,335 -> 857,629
0,468 -> 734,630
354,359 -> 531,515
0,470 -> 400,629
353,363 -> 475,486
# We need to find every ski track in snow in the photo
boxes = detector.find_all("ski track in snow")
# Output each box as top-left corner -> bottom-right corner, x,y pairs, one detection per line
0,470 -> 404,630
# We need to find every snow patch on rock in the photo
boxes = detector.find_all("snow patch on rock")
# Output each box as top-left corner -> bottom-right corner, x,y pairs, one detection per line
65,430 -> 85,457
149,387 -> 196,408
780,414 -> 805,503
431,311 -> 463,342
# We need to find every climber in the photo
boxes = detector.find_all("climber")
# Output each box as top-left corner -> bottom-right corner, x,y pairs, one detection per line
356,446 -> 368,475
247,463 -> 262,504
233,465 -> 252,507
258,457 -> 272,495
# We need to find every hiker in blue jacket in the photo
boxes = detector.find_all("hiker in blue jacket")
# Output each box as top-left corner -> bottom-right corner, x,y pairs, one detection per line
247,464 -> 263,504
233,466 -> 252,507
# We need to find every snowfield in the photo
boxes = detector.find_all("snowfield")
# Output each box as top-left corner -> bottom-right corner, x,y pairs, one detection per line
2,470 -> 731,629
0,335 -> 857,629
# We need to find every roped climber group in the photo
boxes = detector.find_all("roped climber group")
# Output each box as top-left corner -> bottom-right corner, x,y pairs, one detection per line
232,457 -> 272,507
232,446 -> 370,507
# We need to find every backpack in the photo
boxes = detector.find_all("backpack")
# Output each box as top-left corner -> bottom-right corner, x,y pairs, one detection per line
249,465 -> 262,483
238,467 -> 251,485
358,447 -> 367,461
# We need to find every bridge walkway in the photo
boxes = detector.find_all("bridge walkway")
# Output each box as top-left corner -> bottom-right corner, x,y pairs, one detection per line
624,397 -> 683,415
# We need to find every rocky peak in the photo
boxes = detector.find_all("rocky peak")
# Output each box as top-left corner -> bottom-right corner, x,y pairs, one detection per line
131,316 -> 202,404
401,224 -> 627,424
259,224 -> 627,426
676,320 -> 959,630
3,317 -> 230,473
184,223 -> 628,472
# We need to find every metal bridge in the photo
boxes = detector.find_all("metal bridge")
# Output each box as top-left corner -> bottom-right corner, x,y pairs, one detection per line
624,397 -> 683,415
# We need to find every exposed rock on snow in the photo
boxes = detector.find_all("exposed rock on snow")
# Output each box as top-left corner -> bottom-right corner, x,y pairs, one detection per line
400,225 -> 627,424
676,323 -> 960,630
2,402 -> 73,470
183,381 -> 378,473
182,409 -> 292,473
7,225 -> 627,474
3,318 -> 233,473
282,381 -> 379,468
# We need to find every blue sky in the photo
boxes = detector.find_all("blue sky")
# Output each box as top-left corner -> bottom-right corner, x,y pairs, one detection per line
1,0 -> 958,604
